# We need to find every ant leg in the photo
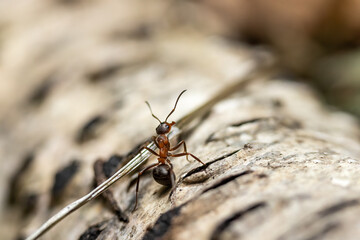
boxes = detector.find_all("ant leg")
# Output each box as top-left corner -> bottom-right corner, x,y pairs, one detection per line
166,159 -> 176,193
169,166 -> 176,190
166,159 -> 173,168
166,160 -> 177,207
152,136 -> 160,149
166,160 -> 176,188
169,140 -> 189,162
133,163 -> 159,212
169,152 -> 205,165
139,146 -> 159,157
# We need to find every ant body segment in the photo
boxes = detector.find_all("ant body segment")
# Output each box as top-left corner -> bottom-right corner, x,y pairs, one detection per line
133,90 -> 204,211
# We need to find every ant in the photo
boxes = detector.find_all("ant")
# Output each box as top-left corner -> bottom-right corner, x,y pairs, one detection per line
133,90 -> 205,211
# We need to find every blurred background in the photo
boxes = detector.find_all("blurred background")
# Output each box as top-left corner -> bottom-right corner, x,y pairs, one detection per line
0,0 -> 359,239
1,0 -> 360,118
198,0 -> 360,117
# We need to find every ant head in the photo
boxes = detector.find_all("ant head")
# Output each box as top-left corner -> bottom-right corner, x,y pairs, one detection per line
145,90 -> 186,134
156,121 -> 175,134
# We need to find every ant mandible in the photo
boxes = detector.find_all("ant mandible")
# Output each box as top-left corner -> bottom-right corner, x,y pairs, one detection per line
133,90 -> 205,211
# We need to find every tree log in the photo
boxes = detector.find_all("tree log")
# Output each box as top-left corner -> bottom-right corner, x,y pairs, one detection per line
0,1 -> 359,240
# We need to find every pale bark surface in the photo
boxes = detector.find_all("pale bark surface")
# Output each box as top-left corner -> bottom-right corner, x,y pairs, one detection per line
0,1 -> 360,240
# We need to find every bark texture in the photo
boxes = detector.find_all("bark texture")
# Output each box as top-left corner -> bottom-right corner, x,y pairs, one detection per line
0,1 -> 360,240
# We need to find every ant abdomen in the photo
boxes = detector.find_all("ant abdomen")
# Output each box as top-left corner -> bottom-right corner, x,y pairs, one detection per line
152,164 -> 175,187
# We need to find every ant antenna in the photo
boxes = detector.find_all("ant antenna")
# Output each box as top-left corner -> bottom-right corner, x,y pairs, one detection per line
145,101 -> 161,123
165,90 -> 186,122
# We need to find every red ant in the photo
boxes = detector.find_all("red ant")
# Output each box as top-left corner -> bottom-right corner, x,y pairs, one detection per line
133,90 -> 204,211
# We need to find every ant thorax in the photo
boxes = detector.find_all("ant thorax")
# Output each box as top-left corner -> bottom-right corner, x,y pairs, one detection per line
156,135 -> 169,146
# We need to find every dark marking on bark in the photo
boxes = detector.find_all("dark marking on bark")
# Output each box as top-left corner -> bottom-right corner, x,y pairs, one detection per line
109,24 -> 153,40
210,202 -> 267,240
142,204 -> 186,240
94,159 -> 128,223
28,78 -> 55,104
77,115 -> 105,143
205,132 -> 216,144
230,117 -> 266,127
280,119 -> 302,129
318,199 -> 359,218
51,160 -> 80,205
103,154 -> 125,178
205,118 -> 265,143
78,220 -> 108,240
15,235 -> 25,240
271,99 -> 283,108
255,173 -> 268,178
182,149 -> 240,180
22,193 -> 39,216
243,142 -> 254,149
58,0 -> 83,5
8,153 -> 34,204
87,64 -> 123,82
304,222 -> 340,240
127,24 -> 153,39
202,170 -> 253,194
